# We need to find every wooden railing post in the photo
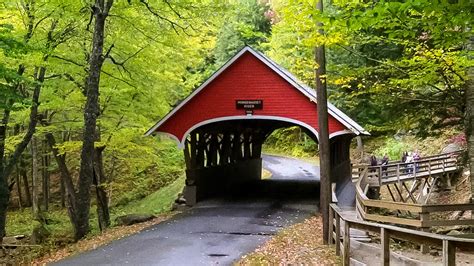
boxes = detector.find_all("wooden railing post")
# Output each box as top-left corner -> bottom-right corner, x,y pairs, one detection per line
335,212 -> 341,256
428,159 -> 432,177
328,206 -> 334,244
420,212 -> 430,253
442,239 -> 455,266
396,164 -> 400,183
381,227 -> 390,266
378,166 -> 382,186
343,221 -> 350,266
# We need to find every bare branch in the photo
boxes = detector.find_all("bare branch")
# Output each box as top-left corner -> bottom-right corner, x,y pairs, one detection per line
103,43 -> 115,60
101,70 -> 136,88
51,55 -> 85,67
139,0 -> 187,35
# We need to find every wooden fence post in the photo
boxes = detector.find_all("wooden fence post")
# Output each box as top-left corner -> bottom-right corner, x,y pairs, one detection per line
343,221 -> 350,266
420,213 -> 430,253
381,227 -> 390,266
442,240 -> 455,266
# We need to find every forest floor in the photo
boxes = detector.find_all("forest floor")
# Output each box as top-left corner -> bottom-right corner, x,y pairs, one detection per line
237,215 -> 340,265
3,177 -> 185,264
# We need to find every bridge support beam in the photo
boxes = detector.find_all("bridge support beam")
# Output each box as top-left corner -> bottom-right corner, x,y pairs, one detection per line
182,127 -> 268,205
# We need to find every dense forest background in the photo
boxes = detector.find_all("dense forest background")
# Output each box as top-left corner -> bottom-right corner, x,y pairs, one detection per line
0,0 -> 472,260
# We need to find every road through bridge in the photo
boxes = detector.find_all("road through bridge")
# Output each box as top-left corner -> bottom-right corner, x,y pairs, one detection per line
56,155 -> 319,265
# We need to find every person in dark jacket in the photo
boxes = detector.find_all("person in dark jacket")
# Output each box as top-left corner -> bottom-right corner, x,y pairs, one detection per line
381,154 -> 389,176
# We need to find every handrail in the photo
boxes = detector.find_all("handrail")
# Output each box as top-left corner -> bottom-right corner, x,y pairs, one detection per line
352,151 -> 462,186
353,150 -> 473,228
329,203 -> 474,266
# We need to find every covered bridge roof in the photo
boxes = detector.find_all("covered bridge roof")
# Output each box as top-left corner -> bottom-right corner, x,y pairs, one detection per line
146,46 -> 369,148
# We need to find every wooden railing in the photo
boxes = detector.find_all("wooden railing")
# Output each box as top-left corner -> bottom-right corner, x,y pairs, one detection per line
352,151 -> 462,185
353,151 -> 474,228
329,203 -> 474,266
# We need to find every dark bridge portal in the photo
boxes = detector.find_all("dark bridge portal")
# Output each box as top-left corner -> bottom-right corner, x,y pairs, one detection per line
146,46 -> 369,206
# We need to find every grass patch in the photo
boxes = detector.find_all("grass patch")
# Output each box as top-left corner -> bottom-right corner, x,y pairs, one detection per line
111,176 -> 184,220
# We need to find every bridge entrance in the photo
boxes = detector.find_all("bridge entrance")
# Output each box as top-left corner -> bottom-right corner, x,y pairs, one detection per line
146,46 -> 369,206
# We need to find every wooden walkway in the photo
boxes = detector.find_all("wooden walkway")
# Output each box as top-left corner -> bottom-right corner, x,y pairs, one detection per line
352,151 -> 461,186
349,150 -> 474,228
329,203 -> 474,266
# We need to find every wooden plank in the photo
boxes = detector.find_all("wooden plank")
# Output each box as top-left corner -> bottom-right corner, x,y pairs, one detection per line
423,219 -> 474,227
443,240 -> 455,266
393,183 -> 406,203
381,228 -> 390,266
402,182 -> 417,204
330,204 -> 474,244
363,212 -> 422,227
328,206 -> 334,244
360,198 -> 422,212
422,203 -> 474,212
343,221 -> 350,266
424,177 -> 438,204
183,139 -> 191,169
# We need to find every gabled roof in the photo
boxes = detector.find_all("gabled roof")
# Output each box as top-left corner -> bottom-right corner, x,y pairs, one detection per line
145,46 -> 369,137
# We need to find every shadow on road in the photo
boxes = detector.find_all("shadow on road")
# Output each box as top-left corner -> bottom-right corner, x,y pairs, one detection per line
224,179 -> 320,201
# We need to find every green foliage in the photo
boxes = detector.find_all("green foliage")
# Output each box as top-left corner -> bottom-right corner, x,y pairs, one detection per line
267,0 -> 473,136
214,0 -> 271,65
373,138 -> 410,161
263,127 -> 317,158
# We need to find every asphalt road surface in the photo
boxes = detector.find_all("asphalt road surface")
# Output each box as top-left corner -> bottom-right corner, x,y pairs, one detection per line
56,155 -> 320,266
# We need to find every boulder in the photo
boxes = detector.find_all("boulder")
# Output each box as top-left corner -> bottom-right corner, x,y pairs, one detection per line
447,230 -> 462,236
115,214 -> 155,226
441,143 -> 463,154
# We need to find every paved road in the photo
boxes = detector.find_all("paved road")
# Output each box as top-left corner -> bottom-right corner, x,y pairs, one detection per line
262,154 -> 320,180
56,155 -> 320,266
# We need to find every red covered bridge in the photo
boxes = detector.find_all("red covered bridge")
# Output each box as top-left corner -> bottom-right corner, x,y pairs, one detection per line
146,46 -> 369,205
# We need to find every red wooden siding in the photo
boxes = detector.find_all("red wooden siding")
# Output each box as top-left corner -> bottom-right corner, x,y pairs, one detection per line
158,51 -> 346,142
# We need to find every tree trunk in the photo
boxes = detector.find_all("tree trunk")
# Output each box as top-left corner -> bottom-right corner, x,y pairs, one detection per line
45,132 -> 79,236
76,0 -> 113,240
15,166 -> 22,208
31,136 -> 40,219
93,146 -> 110,231
0,66 -> 44,242
60,171 -> 66,208
42,139 -> 49,211
0,110 -> 11,243
315,0 -> 331,244
20,157 -> 32,207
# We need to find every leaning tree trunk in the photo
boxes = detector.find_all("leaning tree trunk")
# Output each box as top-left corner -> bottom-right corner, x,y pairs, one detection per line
75,0 -> 113,240
0,66 -> 44,242
45,132 -> 79,235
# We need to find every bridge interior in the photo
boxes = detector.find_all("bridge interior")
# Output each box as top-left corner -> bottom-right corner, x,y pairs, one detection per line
181,119 -> 354,206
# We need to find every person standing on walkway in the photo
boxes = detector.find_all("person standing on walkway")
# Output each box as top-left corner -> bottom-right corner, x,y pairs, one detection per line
401,151 -> 408,173
381,154 -> 389,176
413,149 -> 421,173
406,152 -> 414,175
